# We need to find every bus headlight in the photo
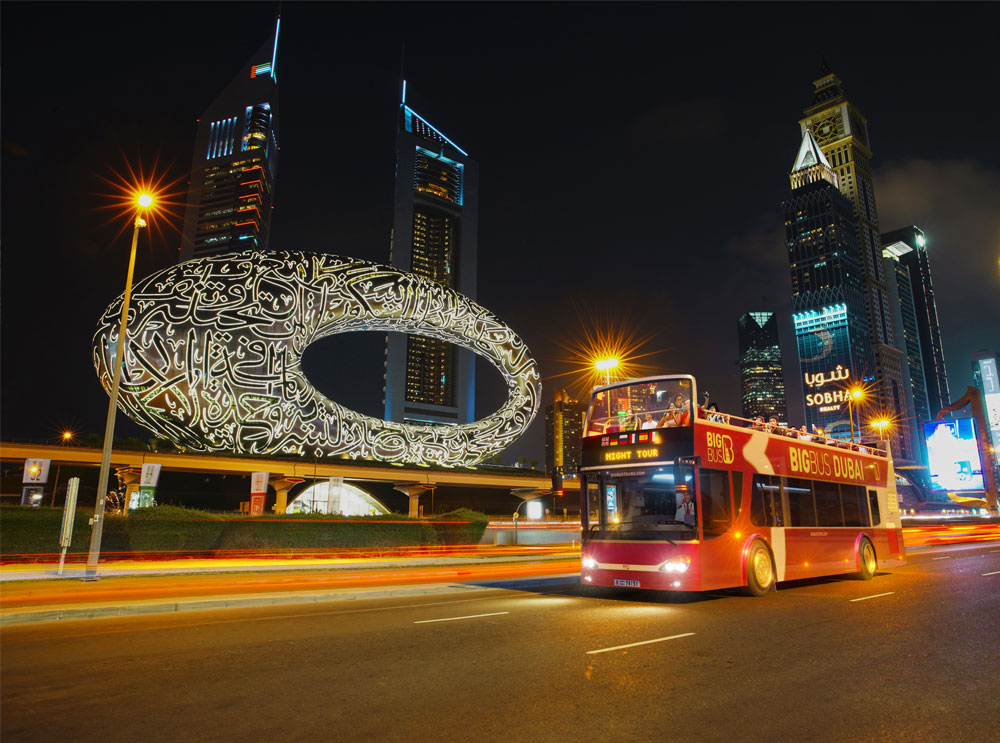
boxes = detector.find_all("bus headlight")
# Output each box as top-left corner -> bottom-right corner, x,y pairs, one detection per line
582,556 -> 597,569
659,557 -> 691,573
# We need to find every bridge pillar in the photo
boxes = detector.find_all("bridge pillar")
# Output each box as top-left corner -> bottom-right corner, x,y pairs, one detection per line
269,477 -> 305,515
394,482 -> 431,518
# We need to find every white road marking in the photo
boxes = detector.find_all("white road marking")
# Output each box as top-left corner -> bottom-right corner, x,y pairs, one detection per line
932,556 -> 952,560
990,549 -> 1000,553
850,592 -> 895,603
586,632 -> 695,655
982,570 -> 1000,577
414,611 -> 509,624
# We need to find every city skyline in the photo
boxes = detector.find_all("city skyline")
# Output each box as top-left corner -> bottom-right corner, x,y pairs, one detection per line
1,3 -> 997,463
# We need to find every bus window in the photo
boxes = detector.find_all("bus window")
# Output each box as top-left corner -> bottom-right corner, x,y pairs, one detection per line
842,485 -> 866,527
731,471 -> 744,517
585,478 -> 601,530
750,474 -> 783,527
814,480 -> 844,527
868,489 -> 881,527
698,468 -> 731,538
785,478 -> 816,527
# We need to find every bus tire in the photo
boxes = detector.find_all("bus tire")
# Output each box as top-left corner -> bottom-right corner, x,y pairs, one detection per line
857,538 -> 877,580
745,541 -> 774,597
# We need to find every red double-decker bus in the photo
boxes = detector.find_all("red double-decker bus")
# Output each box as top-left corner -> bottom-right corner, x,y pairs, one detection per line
578,374 -> 906,596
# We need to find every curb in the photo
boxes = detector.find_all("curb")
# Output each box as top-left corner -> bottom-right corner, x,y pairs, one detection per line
0,573 -> 581,627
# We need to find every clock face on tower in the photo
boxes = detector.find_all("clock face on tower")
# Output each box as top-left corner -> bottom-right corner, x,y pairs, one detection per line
813,112 -> 844,144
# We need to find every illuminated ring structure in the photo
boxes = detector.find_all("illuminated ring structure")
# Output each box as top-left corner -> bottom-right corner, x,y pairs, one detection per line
92,251 -> 540,466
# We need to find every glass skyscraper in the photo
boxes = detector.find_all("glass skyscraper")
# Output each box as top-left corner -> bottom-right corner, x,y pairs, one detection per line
793,66 -> 914,457
545,390 -> 586,476
384,84 -> 478,426
179,19 -> 280,261
737,312 -> 788,422
883,246 -> 930,462
881,226 -> 951,417
783,130 -> 873,438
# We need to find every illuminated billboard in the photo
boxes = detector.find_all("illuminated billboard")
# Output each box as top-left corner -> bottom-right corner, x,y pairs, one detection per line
923,418 -> 985,492
974,355 -> 1000,448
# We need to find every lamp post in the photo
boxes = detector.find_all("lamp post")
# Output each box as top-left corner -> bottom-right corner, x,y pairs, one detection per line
595,357 -> 619,387
870,418 -> 891,452
846,387 -> 864,443
84,194 -> 152,579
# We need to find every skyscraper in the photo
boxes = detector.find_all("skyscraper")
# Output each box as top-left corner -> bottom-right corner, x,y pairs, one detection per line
179,19 -> 280,261
384,84 -> 478,426
783,130 -> 873,438
797,65 -> 912,457
799,64 -> 891,346
737,311 -> 788,422
882,247 -> 929,462
881,226 -> 950,416
545,389 -> 586,476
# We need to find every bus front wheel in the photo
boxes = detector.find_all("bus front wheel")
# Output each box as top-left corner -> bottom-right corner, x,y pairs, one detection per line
745,541 -> 774,597
857,538 -> 877,580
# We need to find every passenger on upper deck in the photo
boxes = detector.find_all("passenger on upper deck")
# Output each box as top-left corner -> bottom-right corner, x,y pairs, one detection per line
657,402 -> 677,428
641,413 -> 658,430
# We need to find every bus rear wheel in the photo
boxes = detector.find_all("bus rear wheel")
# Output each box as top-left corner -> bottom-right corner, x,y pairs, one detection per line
745,541 -> 774,597
857,538 -> 877,580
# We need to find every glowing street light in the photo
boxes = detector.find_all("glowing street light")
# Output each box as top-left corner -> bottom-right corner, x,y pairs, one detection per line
85,191 -> 154,579
595,357 -> 619,386
846,386 -> 865,443
62,431 -> 73,442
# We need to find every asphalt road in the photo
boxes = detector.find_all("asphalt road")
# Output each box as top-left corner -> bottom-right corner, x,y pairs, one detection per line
3,545 -> 998,743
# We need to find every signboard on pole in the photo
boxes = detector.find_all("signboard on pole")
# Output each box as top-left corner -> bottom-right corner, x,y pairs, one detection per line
133,463 -> 162,509
60,478 -> 80,548
328,476 -> 344,515
23,459 -> 50,484
57,477 -> 80,575
21,486 -> 44,507
250,472 -> 269,516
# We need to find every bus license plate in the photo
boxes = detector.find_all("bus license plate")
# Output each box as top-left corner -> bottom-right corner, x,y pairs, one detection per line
614,579 -> 640,588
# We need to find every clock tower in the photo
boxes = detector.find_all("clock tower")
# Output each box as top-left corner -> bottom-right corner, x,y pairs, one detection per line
795,63 -> 914,461
799,64 -> 891,348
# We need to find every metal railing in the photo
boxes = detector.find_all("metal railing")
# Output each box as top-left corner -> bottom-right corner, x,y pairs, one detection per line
698,409 -> 888,458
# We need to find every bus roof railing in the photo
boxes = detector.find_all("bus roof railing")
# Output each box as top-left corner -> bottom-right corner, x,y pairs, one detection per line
698,409 -> 888,459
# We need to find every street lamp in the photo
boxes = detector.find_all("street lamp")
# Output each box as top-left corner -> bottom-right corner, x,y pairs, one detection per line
85,192 -> 153,579
595,357 -> 619,386
846,386 -> 864,443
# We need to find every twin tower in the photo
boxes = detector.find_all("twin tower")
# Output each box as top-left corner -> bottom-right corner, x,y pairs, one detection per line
177,18 -> 478,429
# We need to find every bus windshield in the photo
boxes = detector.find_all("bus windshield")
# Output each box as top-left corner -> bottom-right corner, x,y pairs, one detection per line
586,377 -> 693,437
595,466 -> 697,540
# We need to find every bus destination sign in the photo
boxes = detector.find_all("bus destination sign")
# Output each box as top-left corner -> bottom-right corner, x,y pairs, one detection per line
581,428 -> 695,469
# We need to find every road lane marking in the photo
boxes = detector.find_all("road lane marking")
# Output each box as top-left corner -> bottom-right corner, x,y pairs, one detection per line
932,556 -> 952,560
982,570 -> 1000,576
991,550 -> 1000,553
414,611 -> 509,624
850,592 -> 895,602
586,632 -> 695,655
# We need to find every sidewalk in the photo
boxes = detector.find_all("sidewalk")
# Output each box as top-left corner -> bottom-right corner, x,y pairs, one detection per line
0,550 -> 580,626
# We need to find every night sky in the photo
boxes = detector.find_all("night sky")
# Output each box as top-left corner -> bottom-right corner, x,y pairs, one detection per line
2,2 -> 998,464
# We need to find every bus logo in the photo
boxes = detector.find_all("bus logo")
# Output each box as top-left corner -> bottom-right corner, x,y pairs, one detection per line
706,431 -> 735,464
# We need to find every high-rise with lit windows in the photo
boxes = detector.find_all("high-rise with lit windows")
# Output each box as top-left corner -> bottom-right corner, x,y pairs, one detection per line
783,129 -> 874,438
384,84 -> 478,426
792,66 -> 913,458
881,226 -> 950,417
179,18 -> 280,261
545,389 -> 586,476
737,311 -> 788,423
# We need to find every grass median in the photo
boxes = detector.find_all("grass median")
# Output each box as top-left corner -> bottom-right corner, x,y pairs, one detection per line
0,505 -> 488,559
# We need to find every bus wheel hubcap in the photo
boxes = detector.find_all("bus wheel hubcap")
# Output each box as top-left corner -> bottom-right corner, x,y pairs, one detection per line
864,544 -> 875,573
753,551 -> 772,586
